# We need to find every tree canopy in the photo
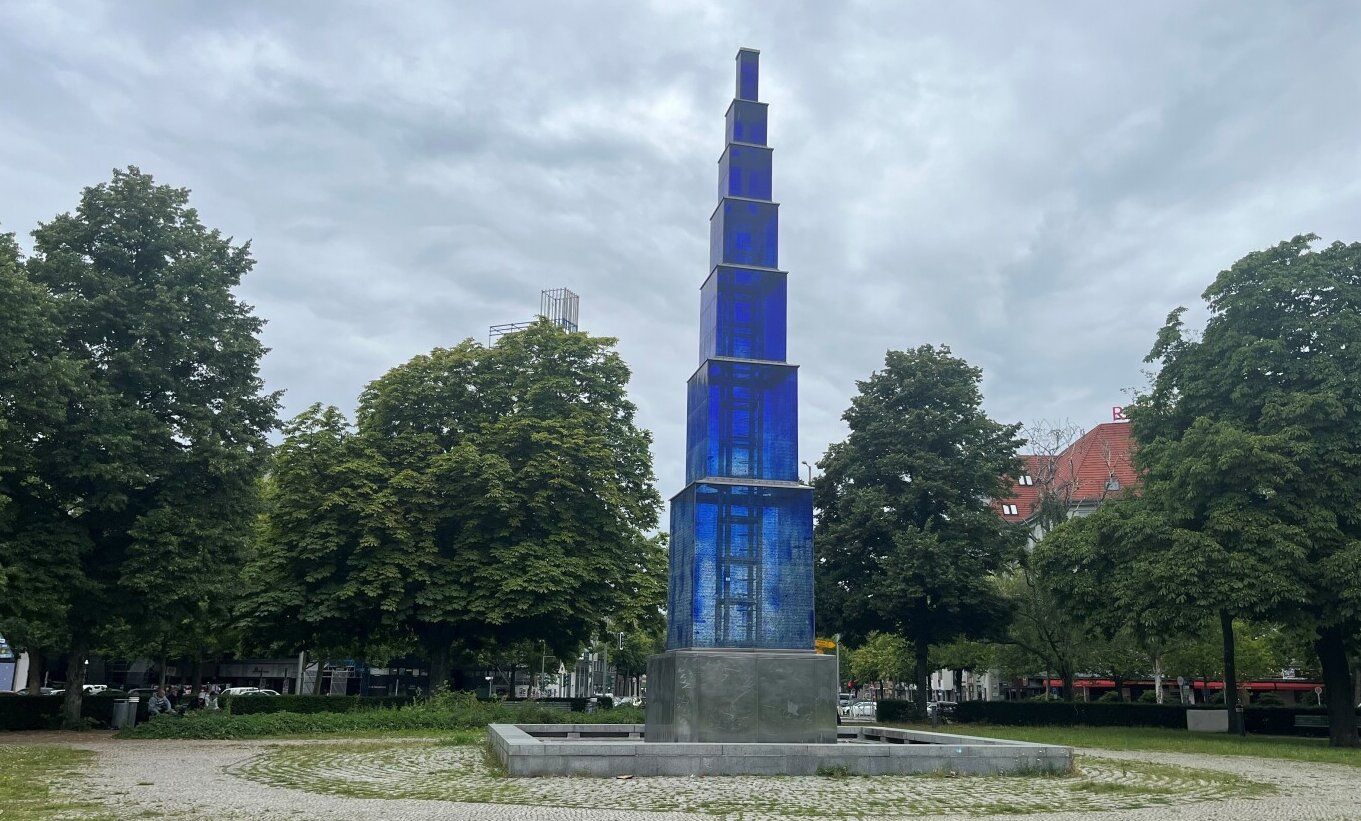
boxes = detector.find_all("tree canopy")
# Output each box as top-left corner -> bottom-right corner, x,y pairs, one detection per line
1135,235 -> 1361,745
242,320 -> 664,687
814,344 -> 1027,710
0,168 -> 278,724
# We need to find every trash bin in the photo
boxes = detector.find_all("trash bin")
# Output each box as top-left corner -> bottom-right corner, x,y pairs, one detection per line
112,697 -> 139,730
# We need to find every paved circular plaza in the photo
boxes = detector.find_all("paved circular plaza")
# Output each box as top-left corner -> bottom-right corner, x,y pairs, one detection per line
12,733 -> 1361,820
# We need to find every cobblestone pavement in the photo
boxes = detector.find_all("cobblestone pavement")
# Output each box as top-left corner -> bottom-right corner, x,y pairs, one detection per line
7,732 -> 1361,820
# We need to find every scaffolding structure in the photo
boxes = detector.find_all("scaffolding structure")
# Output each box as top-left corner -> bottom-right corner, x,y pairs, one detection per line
488,287 -> 580,345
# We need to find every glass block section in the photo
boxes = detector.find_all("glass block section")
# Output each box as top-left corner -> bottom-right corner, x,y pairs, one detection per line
667,487 -> 696,650
726,99 -> 768,146
686,359 -> 798,484
718,144 -> 772,201
700,266 -> 787,363
736,49 -> 759,101
667,482 -> 814,650
709,199 -> 778,270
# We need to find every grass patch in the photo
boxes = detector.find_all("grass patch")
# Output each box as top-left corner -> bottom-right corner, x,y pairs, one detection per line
1070,780 -> 1176,797
120,691 -> 643,740
0,746 -> 110,820
234,741 -> 1271,817
888,721 -> 1361,768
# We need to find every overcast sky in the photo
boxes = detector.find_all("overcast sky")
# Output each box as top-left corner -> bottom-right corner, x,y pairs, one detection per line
3,1 -> 1359,510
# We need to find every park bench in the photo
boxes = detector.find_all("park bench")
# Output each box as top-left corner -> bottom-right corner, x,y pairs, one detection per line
1293,715 -> 1329,730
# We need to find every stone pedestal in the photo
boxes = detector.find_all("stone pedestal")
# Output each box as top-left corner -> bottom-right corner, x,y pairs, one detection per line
644,648 -> 837,743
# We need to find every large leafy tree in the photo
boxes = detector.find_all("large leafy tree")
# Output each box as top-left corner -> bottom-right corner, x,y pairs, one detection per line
239,406 -> 396,661
1037,463 -> 1304,731
1130,235 -> 1361,746
0,232 -> 82,691
0,168 -> 278,725
245,320 -> 662,688
1162,619 -> 1289,696
850,631 -> 912,696
993,563 -> 1094,701
814,345 -> 1027,712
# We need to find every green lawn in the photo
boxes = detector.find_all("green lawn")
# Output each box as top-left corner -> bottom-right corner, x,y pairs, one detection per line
0,745 -> 110,820
892,722 -> 1361,768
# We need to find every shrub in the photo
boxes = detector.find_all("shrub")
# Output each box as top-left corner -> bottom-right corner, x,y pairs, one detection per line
951,700 -> 1189,729
875,700 -> 925,723
119,690 -> 644,740
223,695 -> 415,715
0,694 -> 149,731
222,693 -> 590,715
1240,706 -> 1359,737
595,696 -> 613,710
0,696 -> 59,731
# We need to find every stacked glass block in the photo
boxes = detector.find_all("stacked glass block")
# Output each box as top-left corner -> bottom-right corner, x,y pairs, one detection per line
667,48 -> 815,652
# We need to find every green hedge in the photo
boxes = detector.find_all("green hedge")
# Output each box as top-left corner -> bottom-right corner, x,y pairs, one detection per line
223,694 -> 590,715
1243,706 -> 1360,736
0,694 -> 150,731
875,700 -> 926,722
120,698 -> 645,739
223,695 -> 415,715
944,700 -> 1360,735
952,700 -> 1190,728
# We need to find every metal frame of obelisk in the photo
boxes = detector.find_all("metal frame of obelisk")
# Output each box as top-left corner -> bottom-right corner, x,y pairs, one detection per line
644,48 -> 837,745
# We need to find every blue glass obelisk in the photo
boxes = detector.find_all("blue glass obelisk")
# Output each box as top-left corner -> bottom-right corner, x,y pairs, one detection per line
645,48 -> 836,745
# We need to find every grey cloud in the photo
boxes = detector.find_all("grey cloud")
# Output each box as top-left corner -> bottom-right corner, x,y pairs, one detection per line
2,0 -> 1359,517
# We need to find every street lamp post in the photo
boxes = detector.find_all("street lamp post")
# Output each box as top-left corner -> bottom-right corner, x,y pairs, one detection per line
602,642 -> 609,696
801,460 -> 813,484
539,641 -> 548,700
485,675 -> 493,699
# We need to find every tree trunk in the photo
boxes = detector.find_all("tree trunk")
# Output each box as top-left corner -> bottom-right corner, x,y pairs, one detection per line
1219,610 -> 1242,734
60,635 -> 89,730
1060,666 -> 1075,702
1352,658 -> 1361,712
189,651 -> 203,706
26,649 -> 43,693
158,653 -> 168,688
1154,655 -> 1164,704
912,638 -> 930,714
1315,624 -> 1360,748
428,644 -> 452,694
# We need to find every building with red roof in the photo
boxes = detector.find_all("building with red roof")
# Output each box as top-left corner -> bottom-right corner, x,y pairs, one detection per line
996,421 -> 1139,525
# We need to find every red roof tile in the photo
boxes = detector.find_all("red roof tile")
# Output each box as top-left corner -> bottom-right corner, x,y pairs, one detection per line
995,422 -> 1138,522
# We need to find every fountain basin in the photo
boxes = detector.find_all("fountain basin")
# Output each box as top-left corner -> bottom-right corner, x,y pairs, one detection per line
489,723 -> 1073,777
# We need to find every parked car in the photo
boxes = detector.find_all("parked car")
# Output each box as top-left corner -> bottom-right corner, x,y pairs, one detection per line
82,684 -> 108,694
222,686 -> 264,696
848,701 -> 876,718
236,688 -> 280,697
